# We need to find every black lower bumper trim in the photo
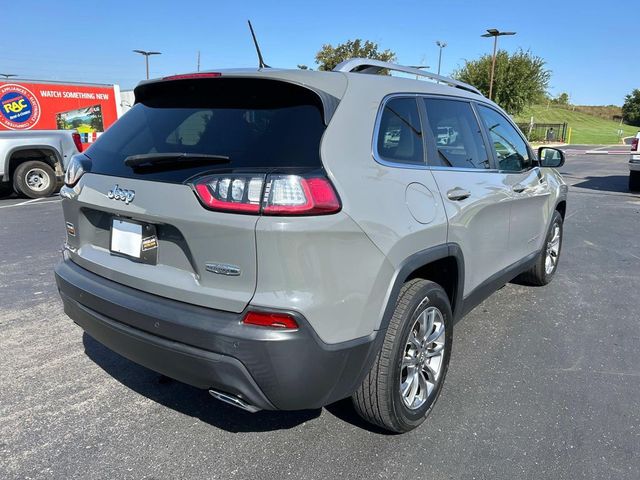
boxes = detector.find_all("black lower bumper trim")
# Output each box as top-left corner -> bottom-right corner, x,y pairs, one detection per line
62,291 -> 275,410
55,259 -> 379,410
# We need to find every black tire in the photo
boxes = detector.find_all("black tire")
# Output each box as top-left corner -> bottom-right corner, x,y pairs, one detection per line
13,161 -> 56,199
630,171 -> 640,192
352,279 -> 453,433
518,210 -> 563,286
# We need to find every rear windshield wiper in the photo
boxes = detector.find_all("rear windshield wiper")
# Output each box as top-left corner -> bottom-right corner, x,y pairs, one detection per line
124,153 -> 230,168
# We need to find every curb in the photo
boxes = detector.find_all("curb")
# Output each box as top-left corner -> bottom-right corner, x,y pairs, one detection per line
584,150 -> 630,155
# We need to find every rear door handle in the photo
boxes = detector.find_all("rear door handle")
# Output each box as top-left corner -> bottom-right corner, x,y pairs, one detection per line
512,184 -> 526,193
447,188 -> 471,201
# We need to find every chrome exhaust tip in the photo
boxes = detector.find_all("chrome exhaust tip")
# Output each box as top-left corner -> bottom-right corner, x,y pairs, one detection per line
208,389 -> 261,413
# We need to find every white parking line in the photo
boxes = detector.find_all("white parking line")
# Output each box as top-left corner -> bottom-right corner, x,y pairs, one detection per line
0,197 -> 61,209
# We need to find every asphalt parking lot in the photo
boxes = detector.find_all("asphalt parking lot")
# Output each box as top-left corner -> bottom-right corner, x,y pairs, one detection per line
1,151 -> 639,479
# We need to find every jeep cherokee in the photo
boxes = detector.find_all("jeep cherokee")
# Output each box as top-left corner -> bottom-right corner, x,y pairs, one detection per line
55,59 -> 568,432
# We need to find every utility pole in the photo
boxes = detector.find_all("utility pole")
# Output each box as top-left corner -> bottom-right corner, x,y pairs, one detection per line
481,29 -> 516,100
197,50 -> 201,72
435,41 -> 447,76
133,50 -> 162,80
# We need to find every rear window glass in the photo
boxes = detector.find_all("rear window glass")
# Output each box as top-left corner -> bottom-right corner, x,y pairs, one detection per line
84,78 -> 327,183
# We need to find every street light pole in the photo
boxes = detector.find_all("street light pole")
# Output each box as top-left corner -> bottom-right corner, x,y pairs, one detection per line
481,29 -> 516,100
435,41 -> 447,76
133,50 -> 162,80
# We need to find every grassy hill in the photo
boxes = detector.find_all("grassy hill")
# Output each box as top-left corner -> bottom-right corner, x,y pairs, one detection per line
514,105 -> 638,145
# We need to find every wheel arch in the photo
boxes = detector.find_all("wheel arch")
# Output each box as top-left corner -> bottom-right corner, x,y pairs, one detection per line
379,244 -> 465,332
5,146 -> 62,182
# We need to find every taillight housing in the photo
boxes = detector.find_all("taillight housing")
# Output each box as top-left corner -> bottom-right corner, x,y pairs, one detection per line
242,311 -> 299,329
72,132 -> 84,153
192,173 -> 341,216
632,137 -> 639,152
64,155 -> 87,187
194,174 -> 264,213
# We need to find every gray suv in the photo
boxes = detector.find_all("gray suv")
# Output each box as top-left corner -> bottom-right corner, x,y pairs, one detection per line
54,59 -> 568,432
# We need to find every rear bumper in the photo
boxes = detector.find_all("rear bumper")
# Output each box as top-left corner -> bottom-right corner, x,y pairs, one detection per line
54,258 -> 379,410
629,157 -> 640,172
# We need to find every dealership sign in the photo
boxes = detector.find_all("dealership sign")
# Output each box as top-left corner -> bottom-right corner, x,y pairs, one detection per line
0,84 -> 41,130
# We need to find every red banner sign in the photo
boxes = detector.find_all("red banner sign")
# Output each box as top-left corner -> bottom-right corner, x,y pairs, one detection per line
0,81 -> 120,148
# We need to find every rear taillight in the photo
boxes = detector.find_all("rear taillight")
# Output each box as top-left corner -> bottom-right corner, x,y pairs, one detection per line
263,175 -> 341,215
64,155 -> 86,187
632,137 -> 639,152
242,311 -> 299,329
72,132 -> 83,153
192,173 -> 341,216
194,175 -> 264,213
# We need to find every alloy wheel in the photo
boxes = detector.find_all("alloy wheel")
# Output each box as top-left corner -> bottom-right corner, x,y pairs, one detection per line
400,306 -> 446,410
545,223 -> 561,275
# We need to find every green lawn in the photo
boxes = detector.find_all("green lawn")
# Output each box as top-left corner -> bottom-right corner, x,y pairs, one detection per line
513,105 -> 638,145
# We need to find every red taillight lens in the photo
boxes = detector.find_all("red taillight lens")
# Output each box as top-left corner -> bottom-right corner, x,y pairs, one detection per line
72,132 -> 83,153
632,137 -> 639,152
192,173 -> 341,216
163,73 -> 222,80
194,175 -> 264,213
263,175 -> 341,215
242,311 -> 299,329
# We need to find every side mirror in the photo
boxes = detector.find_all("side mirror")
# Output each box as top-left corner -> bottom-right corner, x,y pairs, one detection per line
538,147 -> 565,168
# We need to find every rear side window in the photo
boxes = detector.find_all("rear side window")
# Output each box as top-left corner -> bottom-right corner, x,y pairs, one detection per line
84,78 -> 327,183
423,98 -> 490,169
376,97 -> 424,166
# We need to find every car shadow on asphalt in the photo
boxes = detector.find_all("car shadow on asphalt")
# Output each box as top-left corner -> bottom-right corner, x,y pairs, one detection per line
323,399 -> 395,435
571,175 -> 634,194
82,333 -> 322,433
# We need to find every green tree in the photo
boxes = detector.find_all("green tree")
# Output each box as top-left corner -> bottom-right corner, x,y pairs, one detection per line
622,89 -> 640,126
315,39 -> 395,71
453,49 -> 550,115
297,64 -> 309,70
553,92 -> 570,106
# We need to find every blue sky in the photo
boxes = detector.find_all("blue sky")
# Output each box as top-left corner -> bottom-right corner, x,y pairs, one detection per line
0,0 -> 635,105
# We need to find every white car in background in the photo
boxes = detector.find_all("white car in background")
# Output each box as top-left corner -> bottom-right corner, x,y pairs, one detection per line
630,132 -> 640,191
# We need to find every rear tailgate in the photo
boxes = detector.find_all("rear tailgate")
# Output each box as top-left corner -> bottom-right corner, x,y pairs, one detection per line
62,75 -> 334,313
63,174 -> 258,312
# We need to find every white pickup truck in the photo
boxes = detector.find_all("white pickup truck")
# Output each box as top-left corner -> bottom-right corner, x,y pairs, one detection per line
0,130 -> 82,198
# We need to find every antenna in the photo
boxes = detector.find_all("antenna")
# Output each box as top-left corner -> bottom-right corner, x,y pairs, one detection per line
197,50 -> 201,72
247,20 -> 269,68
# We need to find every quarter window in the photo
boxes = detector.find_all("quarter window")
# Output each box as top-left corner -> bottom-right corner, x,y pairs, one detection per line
477,105 -> 532,172
376,97 -> 424,165
422,99 -> 490,169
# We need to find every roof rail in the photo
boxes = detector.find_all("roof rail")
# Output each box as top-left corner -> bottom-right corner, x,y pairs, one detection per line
333,58 -> 483,96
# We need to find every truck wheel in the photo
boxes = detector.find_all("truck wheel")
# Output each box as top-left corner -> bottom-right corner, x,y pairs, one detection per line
630,171 -> 640,192
13,161 -> 56,199
518,210 -> 563,286
352,279 -> 452,433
